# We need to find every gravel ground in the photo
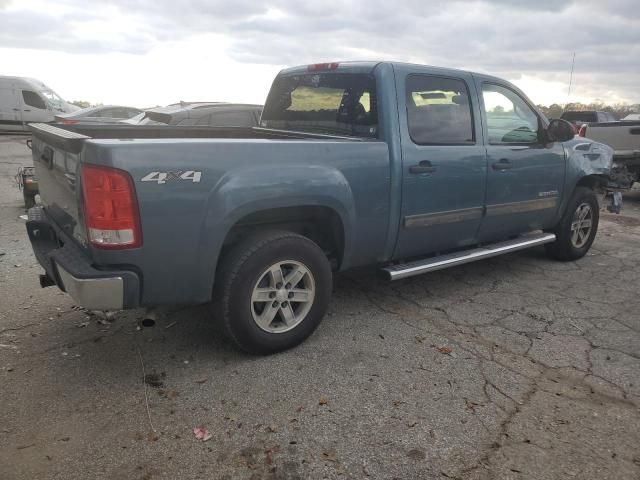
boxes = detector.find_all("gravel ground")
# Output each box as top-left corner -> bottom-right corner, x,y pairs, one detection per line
1,134 -> 639,480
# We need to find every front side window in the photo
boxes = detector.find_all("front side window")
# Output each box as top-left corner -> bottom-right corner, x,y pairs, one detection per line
22,90 -> 47,110
406,75 -> 474,145
261,73 -> 377,138
482,84 -> 539,144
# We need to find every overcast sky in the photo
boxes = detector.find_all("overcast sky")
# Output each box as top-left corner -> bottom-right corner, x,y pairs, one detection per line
1,0 -> 639,107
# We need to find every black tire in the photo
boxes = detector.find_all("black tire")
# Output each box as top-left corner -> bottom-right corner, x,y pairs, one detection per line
545,186 -> 599,261
23,193 -> 35,210
212,231 -> 332,355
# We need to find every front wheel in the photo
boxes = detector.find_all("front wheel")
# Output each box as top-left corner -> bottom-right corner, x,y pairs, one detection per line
545,186 -> 599,261
23,193 -> 36,210
213,231 -> 332,354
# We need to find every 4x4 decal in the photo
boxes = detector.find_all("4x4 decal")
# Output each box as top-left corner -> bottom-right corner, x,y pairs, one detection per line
141,170 -> 201,184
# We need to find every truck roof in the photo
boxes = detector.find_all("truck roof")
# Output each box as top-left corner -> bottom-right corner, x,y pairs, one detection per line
278,61 -> 505,83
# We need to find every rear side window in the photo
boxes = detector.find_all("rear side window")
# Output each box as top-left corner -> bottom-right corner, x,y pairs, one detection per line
406,75 -> 474,145
561,111 -> 597,123
176,118 -> 198,126
207,111 -> 257,127
93,108 -> 116,118
22,90 -> 47,110
108,108 -> 133,119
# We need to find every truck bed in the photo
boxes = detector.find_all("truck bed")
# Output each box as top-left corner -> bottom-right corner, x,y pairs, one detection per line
30,123 -> 362,154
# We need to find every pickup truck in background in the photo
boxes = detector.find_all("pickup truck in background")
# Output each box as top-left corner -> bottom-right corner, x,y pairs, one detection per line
26,61 -> 618,354
561,110 -> 617,134
578,120 -> 640,187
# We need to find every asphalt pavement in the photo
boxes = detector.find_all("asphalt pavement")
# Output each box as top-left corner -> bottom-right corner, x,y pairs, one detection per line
1,135 -> 639,479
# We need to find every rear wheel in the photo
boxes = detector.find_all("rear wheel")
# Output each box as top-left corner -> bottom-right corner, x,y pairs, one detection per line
213,231 -> 332,354
545,186 -> 599,261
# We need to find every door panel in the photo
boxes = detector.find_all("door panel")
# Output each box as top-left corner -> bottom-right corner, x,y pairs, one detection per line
476,81 -> 565,240
0,87 -> 24,131
394,70 -> 487,259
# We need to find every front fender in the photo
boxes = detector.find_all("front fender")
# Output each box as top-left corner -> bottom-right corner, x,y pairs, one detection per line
557,138 -> 614,218
196,164 -> 357,295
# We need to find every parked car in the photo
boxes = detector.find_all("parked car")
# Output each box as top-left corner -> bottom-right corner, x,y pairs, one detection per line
0,76 -> 78,132
124,102 -> 263,127
55,105 -> 142,125
578,119 -> 640,187
26,61 -> 620,354
560,110 -> 617,134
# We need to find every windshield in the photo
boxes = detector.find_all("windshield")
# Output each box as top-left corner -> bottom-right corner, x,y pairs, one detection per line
40,89 -> 66,110
261,73 -> 378,138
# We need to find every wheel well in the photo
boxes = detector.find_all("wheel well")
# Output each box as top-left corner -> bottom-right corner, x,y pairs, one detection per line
222,206 -> 345,269
576,175 -> 607,192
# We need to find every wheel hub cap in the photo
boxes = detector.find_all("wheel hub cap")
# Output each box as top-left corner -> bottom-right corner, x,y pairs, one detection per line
570,203 -> 593,248
251,260 -> 315,334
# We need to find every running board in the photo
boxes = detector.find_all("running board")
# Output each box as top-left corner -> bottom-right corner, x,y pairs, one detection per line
382,232 -> 556,281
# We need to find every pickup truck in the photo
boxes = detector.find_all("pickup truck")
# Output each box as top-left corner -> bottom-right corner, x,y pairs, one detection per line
578,121 -> 640,187
26,61 -> 617,354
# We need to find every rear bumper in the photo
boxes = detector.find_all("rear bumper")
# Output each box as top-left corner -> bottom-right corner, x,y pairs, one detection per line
26,207 -> 140,310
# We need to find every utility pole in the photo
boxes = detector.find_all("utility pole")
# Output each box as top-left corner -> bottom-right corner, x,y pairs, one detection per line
566,52 -> 576,108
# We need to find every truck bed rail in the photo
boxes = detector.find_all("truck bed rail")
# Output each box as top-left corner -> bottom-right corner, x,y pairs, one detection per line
29,123 -> 91,154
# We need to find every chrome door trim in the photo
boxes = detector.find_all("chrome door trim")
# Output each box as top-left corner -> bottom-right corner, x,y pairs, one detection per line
486,197 -> 558,216
404,206 -> 484,228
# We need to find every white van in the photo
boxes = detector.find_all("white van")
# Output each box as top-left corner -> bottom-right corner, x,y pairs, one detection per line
0,76 -> 78,132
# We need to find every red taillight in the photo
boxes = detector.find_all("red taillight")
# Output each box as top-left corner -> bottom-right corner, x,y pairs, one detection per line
81,164 -> 142,249
60,118 -> 78,125
578,124 -> 587,137
307,62 -> 340,71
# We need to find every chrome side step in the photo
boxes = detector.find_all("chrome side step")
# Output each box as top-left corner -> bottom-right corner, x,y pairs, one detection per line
382,232 -> 556,281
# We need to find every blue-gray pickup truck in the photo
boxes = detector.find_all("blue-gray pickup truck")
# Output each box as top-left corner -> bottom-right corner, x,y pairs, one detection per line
27,61 -> 618,354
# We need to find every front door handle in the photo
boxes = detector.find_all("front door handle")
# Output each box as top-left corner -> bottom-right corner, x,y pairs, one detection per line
492,159 -> 513,171
409,160 -> 436,174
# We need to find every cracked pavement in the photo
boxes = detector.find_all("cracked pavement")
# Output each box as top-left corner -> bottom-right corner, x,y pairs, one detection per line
1,135 -> 639,479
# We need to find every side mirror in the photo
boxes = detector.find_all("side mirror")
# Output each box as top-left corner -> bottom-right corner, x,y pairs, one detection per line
546,119 -> 575,142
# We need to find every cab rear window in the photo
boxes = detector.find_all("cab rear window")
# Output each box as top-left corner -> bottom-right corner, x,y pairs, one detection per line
261,73 -> 377,138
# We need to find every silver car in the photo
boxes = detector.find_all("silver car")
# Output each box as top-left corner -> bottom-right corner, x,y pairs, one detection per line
124,102 -> 262,127
55,105 -> 142,125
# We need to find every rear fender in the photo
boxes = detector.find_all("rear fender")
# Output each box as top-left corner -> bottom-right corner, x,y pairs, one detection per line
196,164 -> 356,298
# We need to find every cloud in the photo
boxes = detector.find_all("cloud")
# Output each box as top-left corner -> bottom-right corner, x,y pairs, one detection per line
1,0 -> 638,103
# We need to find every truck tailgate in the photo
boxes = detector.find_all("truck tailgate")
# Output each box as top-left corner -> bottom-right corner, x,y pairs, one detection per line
29,123 -> 90,246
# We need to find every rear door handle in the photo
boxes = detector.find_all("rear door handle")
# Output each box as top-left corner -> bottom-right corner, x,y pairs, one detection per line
492,159 -> 513,171
409,160 -> 436,174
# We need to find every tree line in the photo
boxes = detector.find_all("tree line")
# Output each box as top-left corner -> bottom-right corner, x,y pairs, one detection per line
537,102 -> 640,120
